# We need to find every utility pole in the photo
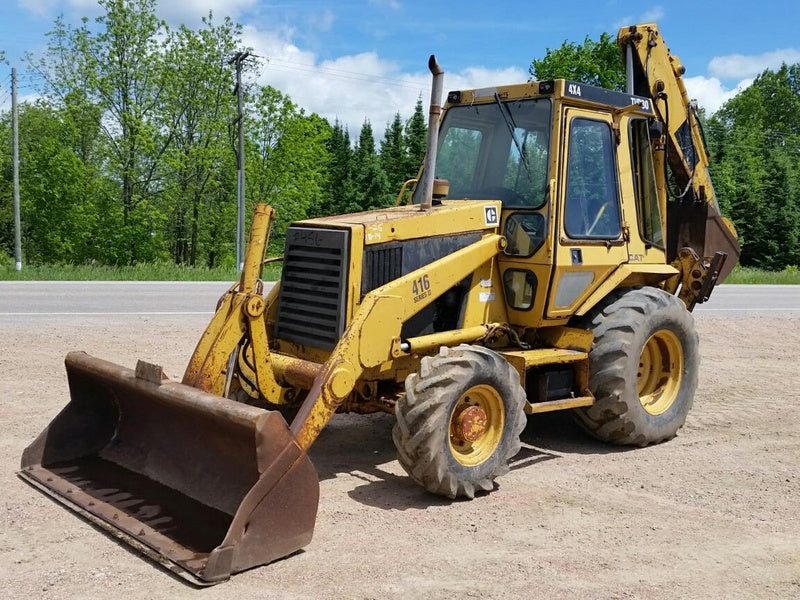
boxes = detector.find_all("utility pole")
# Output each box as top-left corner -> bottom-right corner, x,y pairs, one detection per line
229,51 -> 251,270
12,67 -> 21,272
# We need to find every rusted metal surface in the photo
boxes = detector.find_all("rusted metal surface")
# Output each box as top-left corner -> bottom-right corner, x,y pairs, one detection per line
453,405 -> 488,442
704,212 -> 739,283
19,351 -> 319,584
271,354 -> 321,390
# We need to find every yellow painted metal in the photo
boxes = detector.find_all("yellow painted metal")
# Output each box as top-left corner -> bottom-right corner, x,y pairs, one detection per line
501,347 -> 587,368
461,256 -> 509,330
618,23 -> 740,284
573,263 -> 679,317
394,178 -> 418,206
547,107 -> 629,319
183,204 -> 281,400
183,292 -> 249,395
358,296 -> 404,367
526,396 -> 594,414
448,384 -> 505,467
290,234 -> 503,451
537,326 -> 594,352
500,347 -> 588,394
402,326 -> 490,355
638,328 -> 683,416
300,200 -> 501,246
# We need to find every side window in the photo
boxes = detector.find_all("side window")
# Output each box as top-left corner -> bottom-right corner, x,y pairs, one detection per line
503,212 -> 546,257
630,119 -> 664,247
564,118 -> 621,239
436,127 -> 483,197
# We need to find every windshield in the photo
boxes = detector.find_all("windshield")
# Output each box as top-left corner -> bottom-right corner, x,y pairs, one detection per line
430,97 -> 552,208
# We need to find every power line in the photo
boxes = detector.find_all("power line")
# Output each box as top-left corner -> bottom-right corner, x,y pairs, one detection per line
249,51 -> 427,92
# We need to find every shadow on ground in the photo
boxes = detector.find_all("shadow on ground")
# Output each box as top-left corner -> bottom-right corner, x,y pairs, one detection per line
307,408 -> 628,511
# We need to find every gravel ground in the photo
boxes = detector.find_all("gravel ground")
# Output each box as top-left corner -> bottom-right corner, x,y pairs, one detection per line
1,313 -> 798,599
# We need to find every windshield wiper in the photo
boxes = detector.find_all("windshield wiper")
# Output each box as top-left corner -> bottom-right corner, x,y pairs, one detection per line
494,92 -> 533,184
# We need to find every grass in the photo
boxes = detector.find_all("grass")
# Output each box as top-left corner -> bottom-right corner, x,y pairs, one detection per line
0,261 -> 283,282
0,261 -> 796,284
724,265 -> 800,285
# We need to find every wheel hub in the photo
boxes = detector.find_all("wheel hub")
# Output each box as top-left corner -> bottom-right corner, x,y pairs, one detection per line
448,385 -> 505,467
453,405 -> 488,442
637,329 -> 683,415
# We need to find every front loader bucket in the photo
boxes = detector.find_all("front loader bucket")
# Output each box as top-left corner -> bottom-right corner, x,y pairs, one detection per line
19,351 -> 319,584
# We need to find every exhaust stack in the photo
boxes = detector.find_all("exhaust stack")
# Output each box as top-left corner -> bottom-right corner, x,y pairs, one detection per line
419,55 -> 444,211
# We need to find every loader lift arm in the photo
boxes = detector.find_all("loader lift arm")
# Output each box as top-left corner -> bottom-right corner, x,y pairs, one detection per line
187,206 -> 506,450
618,23 -> 740,308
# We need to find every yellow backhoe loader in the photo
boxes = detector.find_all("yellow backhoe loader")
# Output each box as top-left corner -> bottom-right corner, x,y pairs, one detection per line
20,23 -> 739,584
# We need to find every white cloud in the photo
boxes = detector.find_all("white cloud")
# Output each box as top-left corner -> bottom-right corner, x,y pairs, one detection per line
368,0 -> 401,9
17,0 -> 59,18
612,6 -> 665,30
153,0 -> 257,24
640,6 -> 665,22
242,24 -> 527,138
0,92 -> 42,113
19,0 -> 258,23
683,75 -> 753,114
685,47 -> 800,113
709,49 -> 800,80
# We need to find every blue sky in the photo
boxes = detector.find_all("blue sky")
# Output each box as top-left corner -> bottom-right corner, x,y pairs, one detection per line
2,0 -> 800,136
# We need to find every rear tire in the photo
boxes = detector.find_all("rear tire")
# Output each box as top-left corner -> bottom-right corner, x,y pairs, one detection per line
392,345 -> 526,499
574,287 -> 699,446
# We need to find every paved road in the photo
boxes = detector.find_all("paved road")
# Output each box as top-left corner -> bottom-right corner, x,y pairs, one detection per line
692,284 -> 800,316
0,281 -> 798,317
0,281 -> 232,316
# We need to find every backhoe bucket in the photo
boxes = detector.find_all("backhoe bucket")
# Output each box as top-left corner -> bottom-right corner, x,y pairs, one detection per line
19,351 -> 319,584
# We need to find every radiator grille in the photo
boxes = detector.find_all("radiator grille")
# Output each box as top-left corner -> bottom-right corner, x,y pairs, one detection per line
361,243 -> 402,295
276,227 -> 349,350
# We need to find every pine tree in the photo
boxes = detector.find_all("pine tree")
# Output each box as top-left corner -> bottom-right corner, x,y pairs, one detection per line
404,96 -> 427,178
320,119 -> 353,215
380,112 -> 407,194
350,120 -> 391,211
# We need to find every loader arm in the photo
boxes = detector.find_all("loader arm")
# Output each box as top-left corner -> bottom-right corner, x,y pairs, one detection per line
618,23 -> 740,306
290,231 -> 504,450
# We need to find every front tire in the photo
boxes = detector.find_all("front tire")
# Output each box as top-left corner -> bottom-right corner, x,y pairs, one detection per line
574,287 -> 699,446
392,345 -> 527,499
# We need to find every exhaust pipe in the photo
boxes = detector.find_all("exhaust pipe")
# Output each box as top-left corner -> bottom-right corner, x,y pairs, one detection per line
419,55 -> 444,211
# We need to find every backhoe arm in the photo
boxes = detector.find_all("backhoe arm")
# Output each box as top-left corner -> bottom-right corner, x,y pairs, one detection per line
618,23 -> 740,301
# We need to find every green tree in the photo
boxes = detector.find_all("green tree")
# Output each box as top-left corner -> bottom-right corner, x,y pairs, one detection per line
530,32 -> 625,91
161,15 -> 240,266
321,120 -> 353,215
1,101 -> 111,263
404,96 -> 427,177
352,120 -> 391,211
34,0 -> 173,263
380,112 -> 407,195
708,64 -> 800,269
246,86 -> 332,250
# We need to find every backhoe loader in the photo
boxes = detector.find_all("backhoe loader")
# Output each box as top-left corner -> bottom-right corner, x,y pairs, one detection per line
20,22 -> 739,583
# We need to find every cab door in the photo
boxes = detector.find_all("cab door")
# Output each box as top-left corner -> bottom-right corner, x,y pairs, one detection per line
546,108 -> 628,318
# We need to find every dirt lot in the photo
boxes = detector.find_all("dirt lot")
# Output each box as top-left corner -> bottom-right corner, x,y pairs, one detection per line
1,314 -> 798,599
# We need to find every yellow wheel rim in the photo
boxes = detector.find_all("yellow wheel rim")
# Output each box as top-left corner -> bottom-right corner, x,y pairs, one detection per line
637,329 -> 683,415
448,384 -> 505,467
